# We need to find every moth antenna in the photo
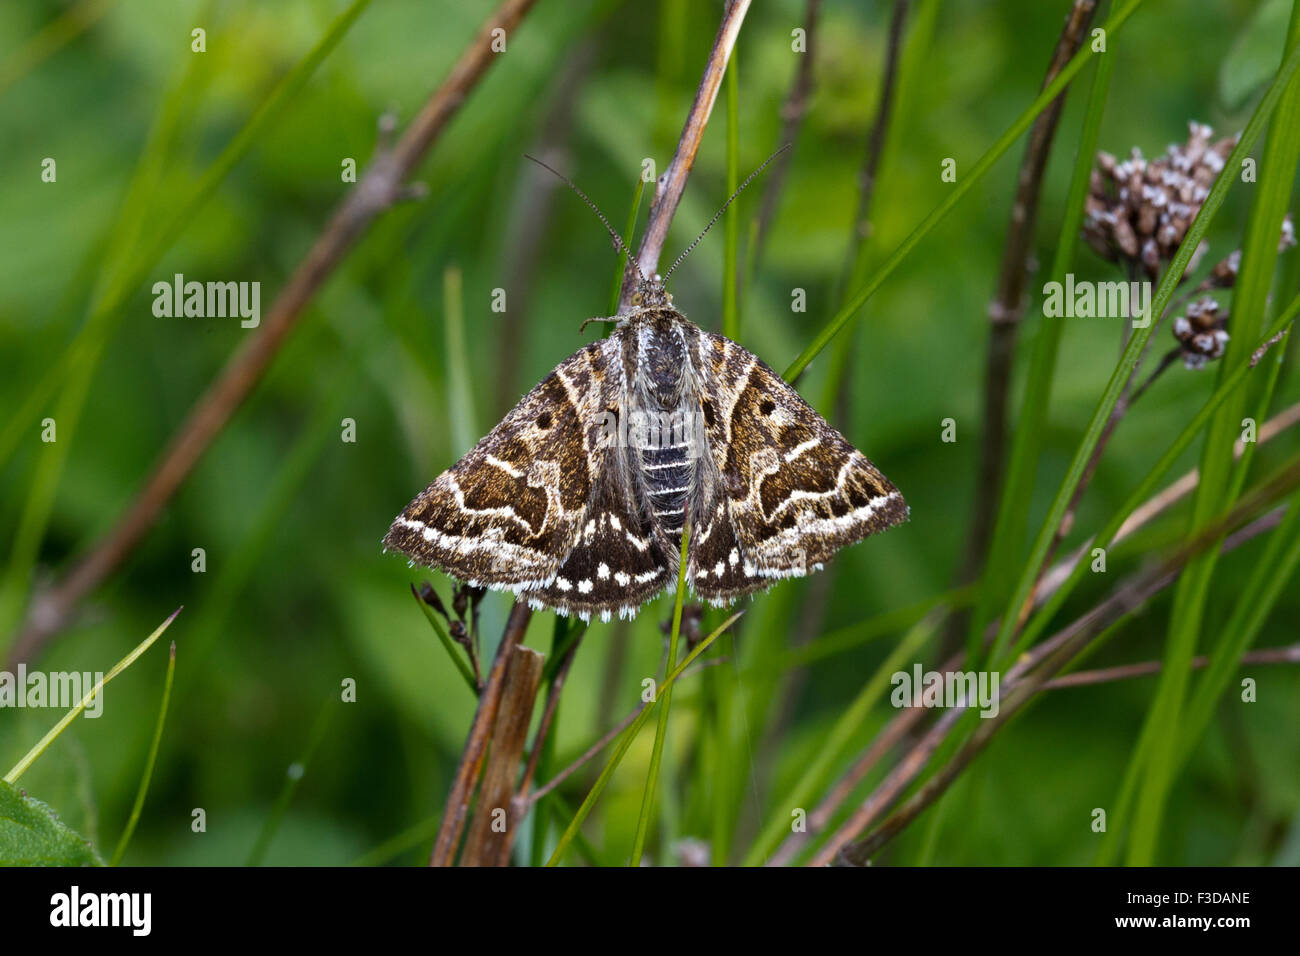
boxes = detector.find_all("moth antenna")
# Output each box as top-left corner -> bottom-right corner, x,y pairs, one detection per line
523,153 -> 650,286
663,143 -> 792,282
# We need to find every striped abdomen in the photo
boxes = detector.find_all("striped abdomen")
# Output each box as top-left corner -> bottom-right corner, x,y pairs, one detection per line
640,426 -> 694,536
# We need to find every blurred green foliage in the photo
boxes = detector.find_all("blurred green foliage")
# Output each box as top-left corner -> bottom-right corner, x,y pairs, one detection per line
1,0 -> 1297,865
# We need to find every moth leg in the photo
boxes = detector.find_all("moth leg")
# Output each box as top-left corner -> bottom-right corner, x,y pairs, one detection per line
578,315 -> 620,334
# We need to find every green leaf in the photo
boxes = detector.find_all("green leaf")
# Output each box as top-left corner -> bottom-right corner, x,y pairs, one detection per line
0,780 -> 103,867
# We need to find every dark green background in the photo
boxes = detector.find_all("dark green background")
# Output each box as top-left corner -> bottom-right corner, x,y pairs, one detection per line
1,0 -> 1297,865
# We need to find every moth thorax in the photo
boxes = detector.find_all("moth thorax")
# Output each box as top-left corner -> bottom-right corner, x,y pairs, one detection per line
637,312 -> 690,408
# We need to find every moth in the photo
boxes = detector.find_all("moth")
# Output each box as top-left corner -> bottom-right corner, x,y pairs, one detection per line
384,156 -> 907,622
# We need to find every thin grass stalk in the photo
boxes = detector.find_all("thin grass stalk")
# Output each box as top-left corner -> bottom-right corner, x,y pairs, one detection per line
1126,13 -> 1300,863
784,0 -> 1146,382
246,697 -> 334,866
544,610 -> 743,866
608,177 -> 647,316
742,608 -> 941,865
348,814 -> 442,867
968,20 -> 1117,653
4,608 -> 181,784
0,0 -> 373,477
630,521 -> 691,866
714,647 -> 739,865
410,584 -> 479,696
110,641 -> 176,866
989,40 -> 1300,667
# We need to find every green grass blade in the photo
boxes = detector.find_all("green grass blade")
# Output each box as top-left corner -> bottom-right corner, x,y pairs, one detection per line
109,640 -> 176,866
545,609 -> 743,867
443,264 -> 478,455
783,0 -> 1145,381
1128,11 -> 1300,863
246,697 -> 334,866
629,520 -> 691,866
410,585 -> 479,696
990,38 -> 1300,667
608,177 -> 647,316
4,608 -> 182,784
0,0 -> 121,97
970,26 -> 1118,651
348,813 -> 442,867
741,607 -> 942,866
769,585 -> 975,674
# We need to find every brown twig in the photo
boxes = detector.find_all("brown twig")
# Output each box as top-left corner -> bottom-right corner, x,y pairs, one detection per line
1041,641 -> 1300,689
1026,323 -> 1294,621
837,0 -> 909,297
528,704 -> 645,809
430,600 -> 533,866
9,0 -> 543,666
617,0 -> 752,309
523,653 -> 729,810
751,0 -> 821,265
762,0 -> 911,784
949,0 -> 1098,645
1252,325 -> 1291,367
434,2 -> 752,865
513,630 -> 585,809
494,42 -> 594,416
460,645 -> 545,866
1037,398 -> 1300,602
820,486 -> 1296,866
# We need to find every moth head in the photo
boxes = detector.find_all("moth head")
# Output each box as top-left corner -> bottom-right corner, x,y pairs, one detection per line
631,276 -> 671,310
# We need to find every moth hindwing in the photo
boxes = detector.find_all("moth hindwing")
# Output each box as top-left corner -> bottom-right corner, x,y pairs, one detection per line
384,297 -> 907,622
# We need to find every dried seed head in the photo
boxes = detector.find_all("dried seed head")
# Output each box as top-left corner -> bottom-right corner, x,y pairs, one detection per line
1172,296 -> 1228,369
449,620 -> 470,646
1083,121 -> 1238,278
662,603 -> 705,651
1202,213 -> 1294,291
417,581 -> 449,620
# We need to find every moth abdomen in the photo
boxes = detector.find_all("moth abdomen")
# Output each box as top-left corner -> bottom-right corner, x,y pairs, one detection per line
639,438 -> 694,535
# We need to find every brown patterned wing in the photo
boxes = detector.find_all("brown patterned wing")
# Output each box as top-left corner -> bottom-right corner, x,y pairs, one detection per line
526,473 -> 674,621
384,330 -> 676,620
685,328 -> 907,603
384,338 -> 615,596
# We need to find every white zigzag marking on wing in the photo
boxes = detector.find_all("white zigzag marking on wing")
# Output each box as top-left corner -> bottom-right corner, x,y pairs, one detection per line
485,454 -> 524,478
393,517 -> 553,586
783,437 -> 820,462
747,492 -> 903,577
761,458 -> 881,522
415,475 -> 551,536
